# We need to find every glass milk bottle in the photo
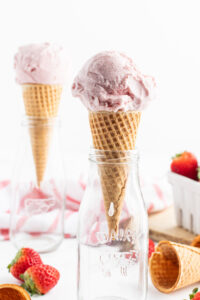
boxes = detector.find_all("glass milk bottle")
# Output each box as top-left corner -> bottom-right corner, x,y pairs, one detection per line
10,116 -> 65,253
77,149 -> 148,300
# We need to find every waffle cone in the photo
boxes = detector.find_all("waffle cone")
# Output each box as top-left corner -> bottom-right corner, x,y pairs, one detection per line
191,235 -> 200,248
0,284 -> 30,300
89,111 -> 141,235
149,240 -> 200,293
22,84 -> 62,186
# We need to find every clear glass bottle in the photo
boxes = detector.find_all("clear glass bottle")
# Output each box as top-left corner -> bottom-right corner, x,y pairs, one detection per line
10,116 -> 65,253
77,149 -> 148,300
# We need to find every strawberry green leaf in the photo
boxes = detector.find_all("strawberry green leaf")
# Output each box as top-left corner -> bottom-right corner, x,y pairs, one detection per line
197,168 -> 200,180
7,249 -> 22,271
189,288 -> 199,299
172,153 -> 183,160
20,274 -> 24,281
22,272 -> 41,295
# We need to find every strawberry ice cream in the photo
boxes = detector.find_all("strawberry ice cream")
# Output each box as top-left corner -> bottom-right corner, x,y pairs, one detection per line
14,43 -> 69,85
72,51 -> 156,112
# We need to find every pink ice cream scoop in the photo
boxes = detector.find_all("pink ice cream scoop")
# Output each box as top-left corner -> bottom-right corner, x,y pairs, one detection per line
14,43 -> 69,85
72,51 -> 156,112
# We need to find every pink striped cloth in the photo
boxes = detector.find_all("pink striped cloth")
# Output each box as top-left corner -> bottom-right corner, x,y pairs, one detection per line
0,176 -> 172,241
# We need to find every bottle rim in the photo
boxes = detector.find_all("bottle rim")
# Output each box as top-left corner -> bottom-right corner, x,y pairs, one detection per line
89,147 -> 139,164
21,115 -> 61,128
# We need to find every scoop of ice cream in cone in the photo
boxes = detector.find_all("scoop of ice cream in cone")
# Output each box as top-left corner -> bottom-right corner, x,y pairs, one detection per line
72,51 -> 155,112
14,42 -> 69,85
14,43 -> 69,186
72,51 -> 156,236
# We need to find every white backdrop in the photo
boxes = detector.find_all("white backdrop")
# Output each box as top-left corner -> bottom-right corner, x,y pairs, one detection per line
0,0 -> 200,177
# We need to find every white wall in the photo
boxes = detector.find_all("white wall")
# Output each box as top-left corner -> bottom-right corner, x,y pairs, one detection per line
0,0 -> 200,176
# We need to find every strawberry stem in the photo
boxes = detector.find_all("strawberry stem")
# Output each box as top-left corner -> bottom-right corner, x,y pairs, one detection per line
7,249 -> 22,271
197,168 -> 200,180
22,273 -> 41,295
20,274 -> 24,281
172,153 -> 183,160
189,287 -> 198,299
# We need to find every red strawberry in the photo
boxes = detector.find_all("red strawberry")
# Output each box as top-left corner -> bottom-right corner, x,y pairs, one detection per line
126,239 -> 155,260
21,264 -> 60,295
194,292 -> 200,300
148,239 -> 155,259
170,151 -> 198,180
7,248 -> 42,281
188,288 -> 200,299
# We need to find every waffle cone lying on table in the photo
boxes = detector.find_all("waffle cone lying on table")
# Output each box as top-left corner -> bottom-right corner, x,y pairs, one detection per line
0,284 -> 30,300
191,234 -> 200,248
14,43 -> 68,186
72,51 -> 155,235
150,240 -> 200,293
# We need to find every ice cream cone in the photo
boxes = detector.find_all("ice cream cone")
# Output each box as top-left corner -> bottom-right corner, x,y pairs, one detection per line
22,84 -> 62,186
149,240 -> 200,293
191,235 -> 200,248
89,111 -> 141,235
0,284 -> 30,300
72,51 -> 155,236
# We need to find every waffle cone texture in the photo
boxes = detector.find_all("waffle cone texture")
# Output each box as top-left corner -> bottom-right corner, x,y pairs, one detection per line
22,84 -> 62,186
0,284 -> 30,300
149,240 -> 200,293
89,111 -> 141,236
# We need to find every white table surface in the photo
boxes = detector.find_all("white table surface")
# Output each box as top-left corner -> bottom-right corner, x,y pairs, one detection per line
0,239 -> 197,300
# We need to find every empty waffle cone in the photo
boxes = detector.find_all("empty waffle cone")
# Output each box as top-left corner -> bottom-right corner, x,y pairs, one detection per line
149,240 -> 200,293
191,235 -> 200,248
22,84 -> 62,186
89,111 -> 141,236
0,284 -> 30,300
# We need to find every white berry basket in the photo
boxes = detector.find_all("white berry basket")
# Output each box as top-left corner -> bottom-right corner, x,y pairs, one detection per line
168,171 -> 200,234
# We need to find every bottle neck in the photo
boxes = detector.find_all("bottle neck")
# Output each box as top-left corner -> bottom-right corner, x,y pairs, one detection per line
89,148 -> 139,166
21,116 -> 60,129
